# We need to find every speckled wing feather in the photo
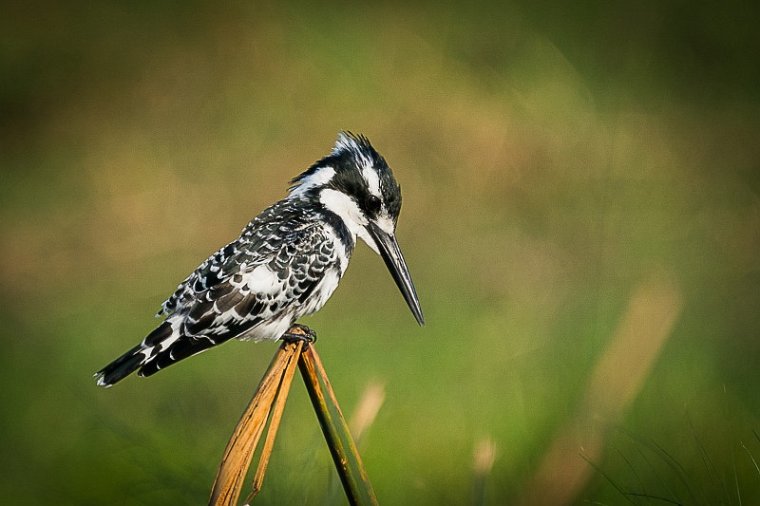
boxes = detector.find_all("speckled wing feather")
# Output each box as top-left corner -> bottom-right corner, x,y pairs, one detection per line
159,199 -> 296,317
95,200 -> 341,384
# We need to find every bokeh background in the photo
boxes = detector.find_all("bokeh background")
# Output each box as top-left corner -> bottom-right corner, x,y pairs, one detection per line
2,1 -> 759,504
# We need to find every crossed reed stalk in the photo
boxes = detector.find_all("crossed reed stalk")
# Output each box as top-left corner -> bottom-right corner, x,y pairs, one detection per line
209,328 -> 378,506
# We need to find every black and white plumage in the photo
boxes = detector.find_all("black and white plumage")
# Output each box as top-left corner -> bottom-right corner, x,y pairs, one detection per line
95,132 -> 424,387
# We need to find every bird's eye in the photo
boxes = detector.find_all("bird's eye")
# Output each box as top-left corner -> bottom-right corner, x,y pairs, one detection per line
366,195 -> 382,214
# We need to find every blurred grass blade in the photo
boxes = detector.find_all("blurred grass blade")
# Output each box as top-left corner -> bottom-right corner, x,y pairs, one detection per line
472,438 -> 496,506
245,340 -> 303,505
299,345 -> 379,506
517,273 -> 683,505
209,341 -> 302,506
349,381 -> 386,445
741,441 -> 760,479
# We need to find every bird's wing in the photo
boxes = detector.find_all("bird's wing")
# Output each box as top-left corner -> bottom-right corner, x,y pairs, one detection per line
180,217 -> 335,343
131,202 -> 340,377
94,202 -> 340,386
159,200 -> 297,316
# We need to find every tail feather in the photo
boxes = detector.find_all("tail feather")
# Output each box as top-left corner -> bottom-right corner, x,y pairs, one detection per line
94,344 -> 148,387
94,320 -> 231,387
94,321 -> 174,387
137,334 -> 222,378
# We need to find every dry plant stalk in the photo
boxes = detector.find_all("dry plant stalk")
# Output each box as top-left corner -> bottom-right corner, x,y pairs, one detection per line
299,346 -> 380,506
209,340 -> 303,506
245,339 -> 303,504
209,330 -> 378,506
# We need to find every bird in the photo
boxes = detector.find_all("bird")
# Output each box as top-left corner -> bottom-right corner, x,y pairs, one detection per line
94,132 -> 424,387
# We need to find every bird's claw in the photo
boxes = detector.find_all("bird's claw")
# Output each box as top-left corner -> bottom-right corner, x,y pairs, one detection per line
281,324 -> 317,345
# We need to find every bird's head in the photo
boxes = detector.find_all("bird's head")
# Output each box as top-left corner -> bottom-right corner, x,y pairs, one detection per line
289,131 -> 424,325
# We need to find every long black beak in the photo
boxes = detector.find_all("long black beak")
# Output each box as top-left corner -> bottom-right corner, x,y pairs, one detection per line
367,222 -> 425,325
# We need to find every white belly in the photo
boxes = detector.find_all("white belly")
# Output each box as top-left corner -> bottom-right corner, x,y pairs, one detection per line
236,267 -> 343,342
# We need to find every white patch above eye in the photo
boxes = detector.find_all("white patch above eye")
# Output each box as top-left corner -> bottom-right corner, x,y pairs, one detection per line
362,166 -> 382,198
289,166 -> 336,198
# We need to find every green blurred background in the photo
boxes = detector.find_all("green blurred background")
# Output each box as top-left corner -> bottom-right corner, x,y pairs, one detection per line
2,1 -> 759,504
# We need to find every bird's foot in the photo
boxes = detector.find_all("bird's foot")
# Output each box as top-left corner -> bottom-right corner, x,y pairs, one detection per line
281,324 -> 317,345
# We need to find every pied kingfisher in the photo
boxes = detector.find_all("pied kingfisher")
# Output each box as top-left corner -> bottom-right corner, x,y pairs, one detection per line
95,132 -> 424,387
